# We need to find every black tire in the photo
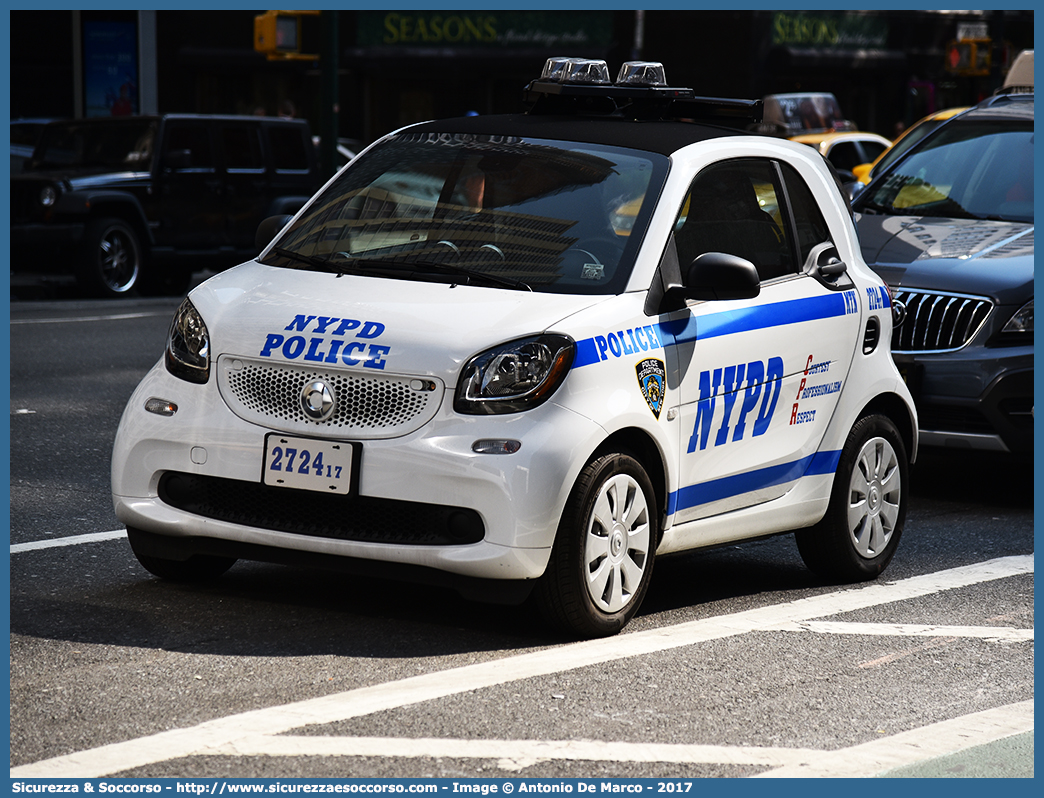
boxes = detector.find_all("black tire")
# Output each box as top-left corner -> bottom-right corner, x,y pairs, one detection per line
127,528 -> 236,583
79,217 -> 142,297
535,453 -> 658,638
796,414 -> 908,582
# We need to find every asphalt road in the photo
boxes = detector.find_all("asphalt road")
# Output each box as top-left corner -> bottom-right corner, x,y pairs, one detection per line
8,294 -> 1035,780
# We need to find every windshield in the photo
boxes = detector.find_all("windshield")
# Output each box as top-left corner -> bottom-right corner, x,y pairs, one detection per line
261,132 -> 667,294
30,120 -> 157,170
858,119 -> 1033,223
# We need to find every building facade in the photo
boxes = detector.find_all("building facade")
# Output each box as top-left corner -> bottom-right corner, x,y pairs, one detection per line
10,9 -> 1033,146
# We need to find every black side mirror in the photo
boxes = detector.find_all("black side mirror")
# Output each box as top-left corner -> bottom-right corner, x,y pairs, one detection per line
682,252 -> 761,301
255,214 -> 293,253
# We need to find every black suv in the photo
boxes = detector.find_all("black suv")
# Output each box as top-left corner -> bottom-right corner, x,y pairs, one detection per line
853,93 -> 1033,455
11,114 -> 321,297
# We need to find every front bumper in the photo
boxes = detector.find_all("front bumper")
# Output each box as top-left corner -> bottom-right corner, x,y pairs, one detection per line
895,343 -> 1033,454
112,360 -> 606,583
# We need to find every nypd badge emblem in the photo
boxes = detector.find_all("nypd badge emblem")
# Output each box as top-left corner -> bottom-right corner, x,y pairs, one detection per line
636,358 -> 666,419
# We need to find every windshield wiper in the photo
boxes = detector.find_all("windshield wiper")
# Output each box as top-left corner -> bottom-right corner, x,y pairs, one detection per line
269,247 -> 341,272
339,257 -> 532,291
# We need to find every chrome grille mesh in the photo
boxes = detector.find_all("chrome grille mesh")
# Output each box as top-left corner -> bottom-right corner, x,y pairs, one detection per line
218,356 -> 442,438
892,289 -> 993,353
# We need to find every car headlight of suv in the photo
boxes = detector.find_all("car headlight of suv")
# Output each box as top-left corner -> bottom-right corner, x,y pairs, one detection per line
455,334 -> 575,414
39,184 -> 59,208
165,298 -> 210,383
1002,299 -> 1033,335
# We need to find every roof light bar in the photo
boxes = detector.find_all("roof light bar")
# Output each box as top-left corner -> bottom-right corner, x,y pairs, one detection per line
523,57 -> 763,126
616,61 -> 667,87
542,57 -> 611,85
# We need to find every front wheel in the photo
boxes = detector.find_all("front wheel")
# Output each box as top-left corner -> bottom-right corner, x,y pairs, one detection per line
535,453 -> 658,638
79,217 -> 142,297
127,527 -> 236,582
796,414 -> 908,582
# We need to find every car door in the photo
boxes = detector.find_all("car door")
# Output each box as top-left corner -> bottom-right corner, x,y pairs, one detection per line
666,157 -> 862,523
153,120 -> 224,251
218,121 -> 269,252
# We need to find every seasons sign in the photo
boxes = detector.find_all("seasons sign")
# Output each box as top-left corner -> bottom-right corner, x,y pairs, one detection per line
359,11 -> 613,49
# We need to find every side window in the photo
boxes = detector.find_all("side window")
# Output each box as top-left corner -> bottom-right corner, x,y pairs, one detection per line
221,126 -> 264,170
860,140 -> 888,163
778,162 -> 834,267
162,124 -> 214,169
267,126 -> 309,171
825,141 -> 863,172
674,159 -> 793,281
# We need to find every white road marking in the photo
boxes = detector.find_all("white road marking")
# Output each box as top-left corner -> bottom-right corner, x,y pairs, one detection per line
200,698 -> 1034,774
752,699 -> 1034,778
10,530 -> 126,553
10,311 -> 171,325
10,555 -> 1032,779
780,620 -> 1033,642
211,734 -> 825,771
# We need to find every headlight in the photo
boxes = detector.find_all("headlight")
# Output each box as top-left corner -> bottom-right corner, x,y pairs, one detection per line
1002,299 -> 1033,334
165,298 -> 210,383
39,185 -> 58,207
454,334 -> 575,415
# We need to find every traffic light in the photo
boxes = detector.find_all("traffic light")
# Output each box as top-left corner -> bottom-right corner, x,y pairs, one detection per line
946,39 -> 991,76
254,10 -> 319,61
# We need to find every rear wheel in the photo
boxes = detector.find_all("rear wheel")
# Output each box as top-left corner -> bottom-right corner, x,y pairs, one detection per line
796,414 -> 907,582
536,453 -> 657,638
127,527 -> 236,582
79,217 -> 141,297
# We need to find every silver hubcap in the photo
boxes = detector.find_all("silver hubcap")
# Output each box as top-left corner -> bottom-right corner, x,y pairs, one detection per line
848,436 -> 901,558
584,473 -> 651,613
100,229 -> 137,291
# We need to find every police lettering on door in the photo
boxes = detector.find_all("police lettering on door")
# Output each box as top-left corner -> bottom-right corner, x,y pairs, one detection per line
688,357 -> 784,452
260,314 -> 390,370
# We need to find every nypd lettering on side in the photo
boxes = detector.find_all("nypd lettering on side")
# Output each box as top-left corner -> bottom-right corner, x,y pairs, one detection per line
259,314 -> 390,370
687,357 -> 784,452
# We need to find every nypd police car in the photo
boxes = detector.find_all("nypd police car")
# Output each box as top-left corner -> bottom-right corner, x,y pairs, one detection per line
112,59 -> 918,638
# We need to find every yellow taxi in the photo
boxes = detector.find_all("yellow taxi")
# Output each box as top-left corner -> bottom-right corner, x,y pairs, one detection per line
851,107 -> 967,184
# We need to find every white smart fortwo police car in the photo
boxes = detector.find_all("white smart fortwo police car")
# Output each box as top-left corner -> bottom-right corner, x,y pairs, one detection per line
112,59 -> 918,638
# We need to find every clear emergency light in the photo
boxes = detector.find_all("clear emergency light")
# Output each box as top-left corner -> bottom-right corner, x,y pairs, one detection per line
523,57 -> 763,127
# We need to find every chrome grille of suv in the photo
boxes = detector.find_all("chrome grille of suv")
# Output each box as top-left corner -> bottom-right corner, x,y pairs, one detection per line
218,356 -> 443,439
892,289 -> 993,353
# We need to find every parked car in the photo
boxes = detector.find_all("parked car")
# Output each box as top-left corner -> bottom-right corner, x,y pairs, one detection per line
762,92 -> 853,136
112,58 -> 917,638
11,114 -> 322,297
850,107 -> 967,186
10,118 -> 54,175
1003,49 -> 1033,93
853,92 -> 1032,455
790,130 -> 892,181
762,92 -> 890,182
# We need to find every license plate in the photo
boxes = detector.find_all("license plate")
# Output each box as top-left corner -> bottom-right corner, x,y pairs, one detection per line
263,434 -> 356,494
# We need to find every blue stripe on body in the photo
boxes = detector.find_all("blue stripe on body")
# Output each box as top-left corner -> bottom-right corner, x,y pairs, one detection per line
573,292 -> 851,369
667,449 -> 842,515
675,292 -> 850,345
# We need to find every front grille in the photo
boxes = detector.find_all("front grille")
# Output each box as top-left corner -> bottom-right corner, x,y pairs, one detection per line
892,289 -> 993,353
219,356 -> 443,439
158,472 -> 484,546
